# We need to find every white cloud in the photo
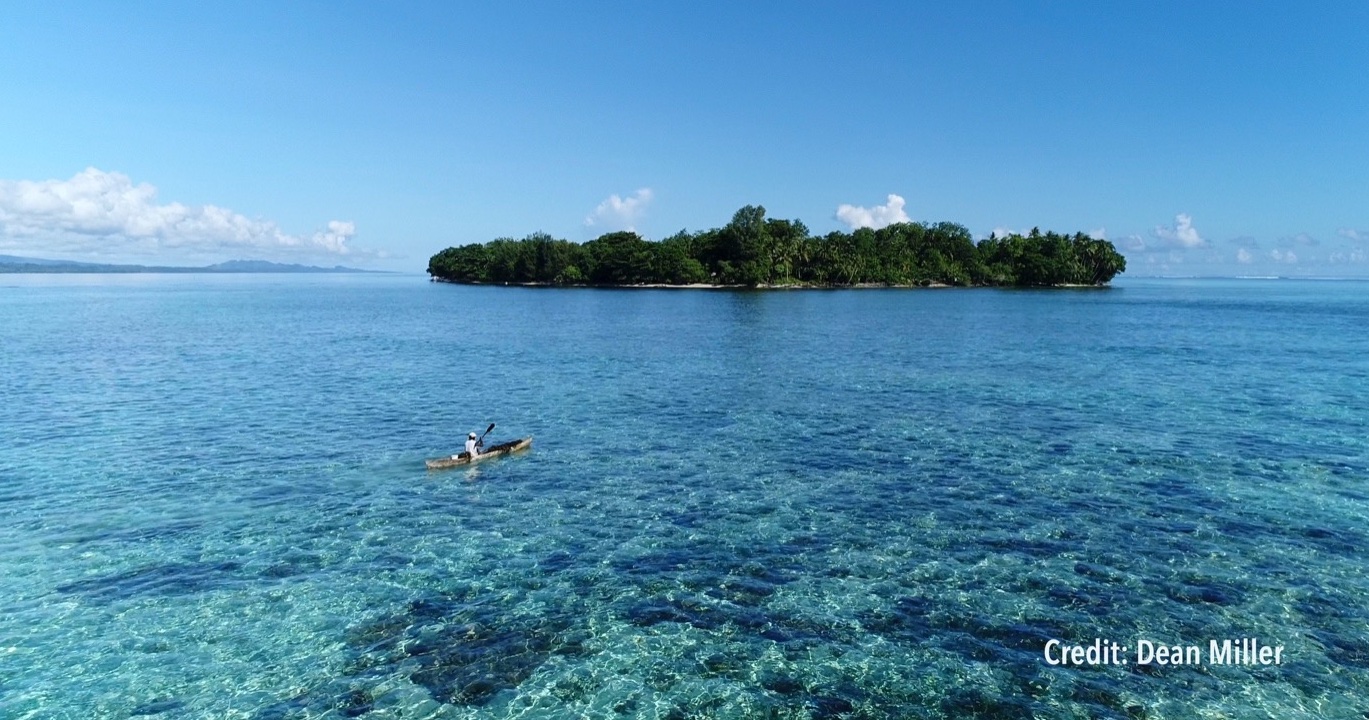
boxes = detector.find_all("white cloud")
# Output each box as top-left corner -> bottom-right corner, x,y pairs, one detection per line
310,221 -> 357,254
836,194 -> 910,230
1270,249 -> 1298,264
584,188 -> 652,232
1338,228 -> 1368,243
1277,232 -> 1318,248
990,226 -> 1025,239
1236,248 -> 1253,264
1089,227 -> 1107,240
0,168 -> 364,259
1152,213 -> 1206,249
1117,234 -> 1147,252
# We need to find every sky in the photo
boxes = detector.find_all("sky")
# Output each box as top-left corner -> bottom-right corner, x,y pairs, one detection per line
2,2 -> 1367,276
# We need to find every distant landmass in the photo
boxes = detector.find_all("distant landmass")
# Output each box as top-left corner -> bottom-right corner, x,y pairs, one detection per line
0,255 -> 378,274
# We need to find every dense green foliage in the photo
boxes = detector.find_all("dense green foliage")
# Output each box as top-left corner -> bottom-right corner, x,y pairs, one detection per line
428,206 -> 1126,288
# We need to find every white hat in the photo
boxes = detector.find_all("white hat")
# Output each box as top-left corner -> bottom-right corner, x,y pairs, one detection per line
468,432 -> 477,439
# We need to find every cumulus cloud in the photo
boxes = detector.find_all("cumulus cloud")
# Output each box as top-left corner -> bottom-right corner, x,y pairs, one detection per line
1277,232 -> 1318,248
1117,234 -> 1147,252
584,188 -> 652,232
1270,249 -> 1298,264
1329,229 -> 1369,265
0,168 -> 365,259
1236,248 -> 1254,264
1152,213 -> 1206,249
836,194 -> 911,230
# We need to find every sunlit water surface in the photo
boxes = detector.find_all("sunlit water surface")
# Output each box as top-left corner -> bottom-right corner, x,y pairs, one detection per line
2,274 -> 1366,719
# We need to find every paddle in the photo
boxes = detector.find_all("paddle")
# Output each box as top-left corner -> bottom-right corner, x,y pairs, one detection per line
477,422 -> 495,449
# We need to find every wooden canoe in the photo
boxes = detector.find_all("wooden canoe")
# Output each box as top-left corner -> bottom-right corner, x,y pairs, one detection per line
425,437 -> 532,470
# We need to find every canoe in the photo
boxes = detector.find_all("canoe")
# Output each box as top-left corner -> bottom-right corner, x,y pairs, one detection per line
425,437 -> 532,470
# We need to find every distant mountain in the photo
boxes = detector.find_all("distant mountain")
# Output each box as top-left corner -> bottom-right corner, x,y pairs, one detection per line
0,255 -> 378,273
204,260 -> 375,273
0,254 -> 90,267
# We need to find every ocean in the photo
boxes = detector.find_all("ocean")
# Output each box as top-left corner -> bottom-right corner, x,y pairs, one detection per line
2,274 -> 1366,719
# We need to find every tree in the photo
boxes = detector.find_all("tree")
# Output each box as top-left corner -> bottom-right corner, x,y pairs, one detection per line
652,241 -> 709,284
425,206 -> 1128,288
718,205 -> 770,285
585,231 -> 653,284
764,218 -> 809,284
1072,235 -> 1127,285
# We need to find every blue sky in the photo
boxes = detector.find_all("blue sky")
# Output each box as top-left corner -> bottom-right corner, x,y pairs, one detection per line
2,2 -> 1367,275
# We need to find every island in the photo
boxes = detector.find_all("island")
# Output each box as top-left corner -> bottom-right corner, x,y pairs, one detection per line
0,256 -> 378,274
428,205 -> 1126,288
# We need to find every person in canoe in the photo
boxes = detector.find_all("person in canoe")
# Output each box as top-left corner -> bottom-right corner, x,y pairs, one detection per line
451,432 -> 482,461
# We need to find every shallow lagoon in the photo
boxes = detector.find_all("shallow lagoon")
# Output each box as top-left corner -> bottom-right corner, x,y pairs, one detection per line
2,275 -> 1367,718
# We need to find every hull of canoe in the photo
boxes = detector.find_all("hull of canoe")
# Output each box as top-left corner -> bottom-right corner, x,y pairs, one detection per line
426,437 -> 532,469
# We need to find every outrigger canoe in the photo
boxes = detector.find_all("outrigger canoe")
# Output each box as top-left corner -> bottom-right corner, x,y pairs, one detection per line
425,437 -> 533,470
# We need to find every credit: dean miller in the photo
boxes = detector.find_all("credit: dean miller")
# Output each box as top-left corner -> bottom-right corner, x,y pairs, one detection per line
1043,638 -> 1285,667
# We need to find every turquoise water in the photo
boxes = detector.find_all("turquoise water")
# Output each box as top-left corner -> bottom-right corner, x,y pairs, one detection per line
2,274 -> 1367,719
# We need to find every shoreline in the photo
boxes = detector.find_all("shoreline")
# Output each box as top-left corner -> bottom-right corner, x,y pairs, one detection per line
429,278 -> 1110,290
